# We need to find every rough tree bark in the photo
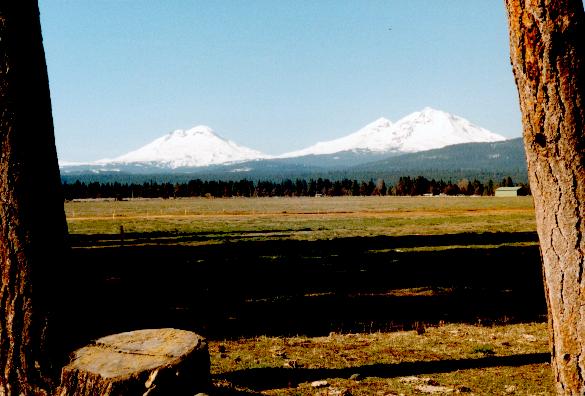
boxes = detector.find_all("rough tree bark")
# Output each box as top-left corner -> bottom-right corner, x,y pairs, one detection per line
0,1 -> 67,395
505,0 -> 585,394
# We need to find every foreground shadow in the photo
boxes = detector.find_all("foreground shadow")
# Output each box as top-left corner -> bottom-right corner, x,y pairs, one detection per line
69,230 -> 539,248
217,353 -> 550,391
53,231 -> 546,354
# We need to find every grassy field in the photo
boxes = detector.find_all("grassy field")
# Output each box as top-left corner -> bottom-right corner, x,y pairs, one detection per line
63,196 -> 552,395
65,196 -> 537,242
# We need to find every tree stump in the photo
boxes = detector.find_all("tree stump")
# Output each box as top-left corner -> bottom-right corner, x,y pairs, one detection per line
56,328 -> 210,396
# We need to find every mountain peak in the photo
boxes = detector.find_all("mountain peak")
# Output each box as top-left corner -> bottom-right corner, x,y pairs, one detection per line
97,125 -> 267,168
420,106 -> 443,114
166,125 -> 216,139
391,108 -> 505,152
403,107 -> 452,124
279,108 -> 506,157
169,125 -> 216,137
369,117 -> 393,127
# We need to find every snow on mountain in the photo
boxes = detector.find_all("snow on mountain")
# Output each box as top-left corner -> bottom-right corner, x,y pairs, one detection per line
280,117 -> 394,157
95,125 -> 269,168
390,107 -> 506,152
279,107 -> 506,158
61,108 -> 507,170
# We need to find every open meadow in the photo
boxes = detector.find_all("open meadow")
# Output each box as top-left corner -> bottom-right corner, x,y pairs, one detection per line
62,196 -> 552,395
66,195 -> 537,241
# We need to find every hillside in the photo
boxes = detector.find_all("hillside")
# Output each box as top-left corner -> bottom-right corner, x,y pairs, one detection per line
61,138 -> 526,185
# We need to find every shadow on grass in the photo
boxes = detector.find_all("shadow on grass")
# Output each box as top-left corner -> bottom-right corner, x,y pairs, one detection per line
52,231 -> 546,357
217,353 -> 550,391
69,230 -> 538,248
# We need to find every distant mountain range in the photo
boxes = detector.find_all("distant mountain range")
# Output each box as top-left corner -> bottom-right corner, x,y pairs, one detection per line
60,107 -> 526,183
61,139 -> 527,185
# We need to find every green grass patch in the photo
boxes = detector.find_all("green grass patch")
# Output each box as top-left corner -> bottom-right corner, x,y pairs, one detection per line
65,196 -> 536,241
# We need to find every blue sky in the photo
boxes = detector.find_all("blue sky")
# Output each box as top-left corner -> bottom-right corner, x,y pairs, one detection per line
39,1 -> 522,162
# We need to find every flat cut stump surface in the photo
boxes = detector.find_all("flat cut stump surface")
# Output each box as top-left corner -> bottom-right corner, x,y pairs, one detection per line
57,328 -> 210,396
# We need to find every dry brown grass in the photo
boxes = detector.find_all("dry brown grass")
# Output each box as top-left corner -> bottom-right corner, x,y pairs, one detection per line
65,196 -> 536,241
210,323 -> 551,395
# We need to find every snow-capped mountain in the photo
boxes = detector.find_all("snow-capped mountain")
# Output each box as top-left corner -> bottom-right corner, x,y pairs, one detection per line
280,117 -> 394,158
280,107 -> 506,157
96,125 -> 269,168
60,108 -> 510,174
389,107 -> 506,152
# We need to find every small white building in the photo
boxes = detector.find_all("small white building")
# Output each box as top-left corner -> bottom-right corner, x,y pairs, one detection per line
495,186 -> 523,197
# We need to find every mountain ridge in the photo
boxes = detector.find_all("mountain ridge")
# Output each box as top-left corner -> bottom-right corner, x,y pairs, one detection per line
61,138 -> 527,185
278,107 -> 505,158
60,107 -> 509,169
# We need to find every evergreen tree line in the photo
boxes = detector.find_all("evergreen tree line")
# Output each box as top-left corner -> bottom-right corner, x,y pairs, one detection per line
63,176 -> 529,200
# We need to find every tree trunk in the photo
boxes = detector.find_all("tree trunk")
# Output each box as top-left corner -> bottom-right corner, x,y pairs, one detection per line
505,0 -> 585,394
0,1 -> 67,395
